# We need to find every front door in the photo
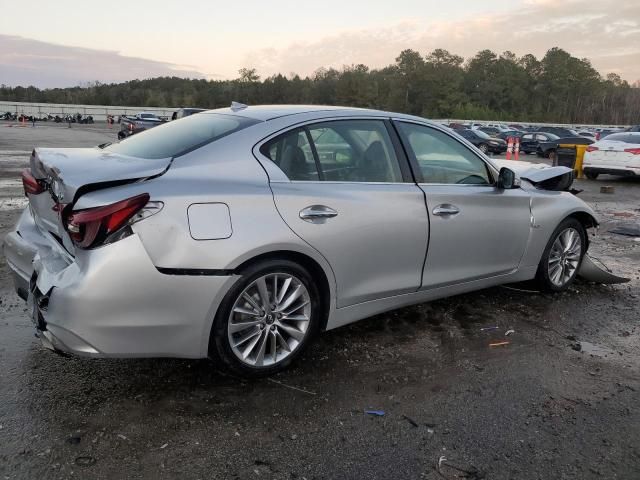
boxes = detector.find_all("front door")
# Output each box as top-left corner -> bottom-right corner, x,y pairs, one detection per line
259,119 -> 429,307
395,121 -> 531,289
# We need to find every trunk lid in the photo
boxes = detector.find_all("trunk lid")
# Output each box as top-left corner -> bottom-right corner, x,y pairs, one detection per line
28,147 -> 171,249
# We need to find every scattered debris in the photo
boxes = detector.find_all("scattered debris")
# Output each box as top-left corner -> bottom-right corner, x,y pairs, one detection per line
267,378 -> 317,396
65,436 -> 81,445
365,410 -> 385,416
489,341 -> 510,347
402,415 -> 419,427
600,185 -> 615,194
75,456 -> 96,467
117,434 -> 128,441
505,329 -> 515,336
479,326 -> 499,332
160,443 -> 169,449
609,225 -> 640,237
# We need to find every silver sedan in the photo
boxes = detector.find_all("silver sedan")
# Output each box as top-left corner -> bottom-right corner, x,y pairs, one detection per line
4,105 -> 599,376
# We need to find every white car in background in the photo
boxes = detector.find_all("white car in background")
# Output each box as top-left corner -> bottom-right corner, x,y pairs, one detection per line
583,132 -> 640,179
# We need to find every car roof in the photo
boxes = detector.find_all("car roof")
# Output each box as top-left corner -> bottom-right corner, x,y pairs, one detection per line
202,104 -> 428,123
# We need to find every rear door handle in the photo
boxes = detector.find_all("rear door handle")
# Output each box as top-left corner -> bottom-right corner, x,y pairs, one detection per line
432,204 -> 460,216
299,205 -> 338,222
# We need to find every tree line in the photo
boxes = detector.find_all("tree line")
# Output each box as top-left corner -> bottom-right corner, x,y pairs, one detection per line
2,47 -> 639,125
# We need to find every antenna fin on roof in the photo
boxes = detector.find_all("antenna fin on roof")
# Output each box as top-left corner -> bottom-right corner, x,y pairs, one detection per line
230,101 -> 248,112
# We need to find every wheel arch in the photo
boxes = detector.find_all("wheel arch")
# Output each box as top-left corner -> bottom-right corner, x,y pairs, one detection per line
566,210 -> 599,250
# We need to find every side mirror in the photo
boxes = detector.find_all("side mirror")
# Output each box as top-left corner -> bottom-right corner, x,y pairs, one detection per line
497,167 -> 519,189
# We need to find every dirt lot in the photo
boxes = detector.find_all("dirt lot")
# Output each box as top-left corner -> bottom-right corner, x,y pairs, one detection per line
1,123 -> 639,479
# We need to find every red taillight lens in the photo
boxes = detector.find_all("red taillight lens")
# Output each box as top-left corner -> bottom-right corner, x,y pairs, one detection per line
22,169 -> 45,195
624,148 -> 640,155
64,193 -> 149,249
586,146 -> 599,152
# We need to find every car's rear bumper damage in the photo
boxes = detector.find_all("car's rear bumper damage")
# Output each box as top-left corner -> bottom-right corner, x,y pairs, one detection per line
4,208 -> 238,359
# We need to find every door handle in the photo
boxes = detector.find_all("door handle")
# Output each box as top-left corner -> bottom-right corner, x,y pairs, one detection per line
432,204 -> 460,216
299,205 -> 338,222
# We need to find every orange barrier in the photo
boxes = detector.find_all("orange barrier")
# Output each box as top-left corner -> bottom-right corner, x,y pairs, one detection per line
506,137 -> 514,160
514,137 -> 520,160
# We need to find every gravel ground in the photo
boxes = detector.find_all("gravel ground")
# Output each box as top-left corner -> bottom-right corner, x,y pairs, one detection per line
0,124 -> 639,480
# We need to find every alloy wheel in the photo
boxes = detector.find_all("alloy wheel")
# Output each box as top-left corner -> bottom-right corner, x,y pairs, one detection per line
227,273 -> 311,367
547,227 -> 582,287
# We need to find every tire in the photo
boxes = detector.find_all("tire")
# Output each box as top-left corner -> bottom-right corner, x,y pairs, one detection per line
478,143 -> 489,154
209,259 -> 321,377
585,171 -> 599,180
535,218 -> 586,292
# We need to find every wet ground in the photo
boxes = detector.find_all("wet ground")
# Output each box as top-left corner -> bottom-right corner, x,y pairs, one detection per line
1,123 -> 639,479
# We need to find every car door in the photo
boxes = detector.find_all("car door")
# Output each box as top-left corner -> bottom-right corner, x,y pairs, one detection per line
394,121 -> 531,289
260,118 -> 429,308
520,133 -> 536,151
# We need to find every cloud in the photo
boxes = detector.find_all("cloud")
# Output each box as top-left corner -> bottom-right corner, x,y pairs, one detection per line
243,0 -> 640,83
0,35 -> 207,88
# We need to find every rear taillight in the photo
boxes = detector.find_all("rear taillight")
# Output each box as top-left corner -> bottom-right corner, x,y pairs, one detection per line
64,193 -> 150,249
586,146 -> 599,152
624,148 -> 640,155
595,133 -> 601,140
22,169 -> 45,195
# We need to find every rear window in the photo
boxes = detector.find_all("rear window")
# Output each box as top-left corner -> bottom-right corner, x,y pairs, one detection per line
106,113 -> 259,159
603,133 -> 640,143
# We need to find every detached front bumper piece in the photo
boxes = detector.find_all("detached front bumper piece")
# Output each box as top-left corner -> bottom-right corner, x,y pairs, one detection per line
578,255 -> 630,284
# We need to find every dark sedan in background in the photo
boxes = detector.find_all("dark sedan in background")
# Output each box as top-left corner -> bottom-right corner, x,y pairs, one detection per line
456,129 -> 507,154
520,132 -> 560,154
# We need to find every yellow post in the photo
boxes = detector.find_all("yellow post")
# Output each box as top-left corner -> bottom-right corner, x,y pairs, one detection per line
574,145 -> 587,179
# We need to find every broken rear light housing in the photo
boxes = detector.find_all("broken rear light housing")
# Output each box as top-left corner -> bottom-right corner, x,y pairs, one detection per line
22,169 -> 45,195
64,193 -> 150,249
624,147 -> 640,155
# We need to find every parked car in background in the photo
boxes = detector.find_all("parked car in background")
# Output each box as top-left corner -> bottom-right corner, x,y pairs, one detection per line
595,129 -> 621,140
538,136 -> 594,163
172,107 -> 206,120
537,126 -> 580,138
520,132 -> 560,154
456,129 -> 507,154
496,130 -> 524,141
577,131 -> 596,140
477,126 -> 502,137
4,105 -> 599,376
118,112 -> 166,139
583,132 -> 640,179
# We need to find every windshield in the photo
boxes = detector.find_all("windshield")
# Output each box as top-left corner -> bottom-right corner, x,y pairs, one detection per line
106,113 -> 259,159
603,133 -> 640,143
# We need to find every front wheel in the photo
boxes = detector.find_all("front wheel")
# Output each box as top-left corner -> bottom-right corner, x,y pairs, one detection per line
536,218 -> 586,292
585,171 -> 599,180
209,259 -> 321,377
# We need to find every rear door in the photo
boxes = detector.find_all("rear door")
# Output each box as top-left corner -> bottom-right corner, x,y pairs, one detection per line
261,119 -> 429,308
394,121 -> 531,289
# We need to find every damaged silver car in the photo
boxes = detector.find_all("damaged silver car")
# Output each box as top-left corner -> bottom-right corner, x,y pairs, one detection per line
3,105 -> 624,376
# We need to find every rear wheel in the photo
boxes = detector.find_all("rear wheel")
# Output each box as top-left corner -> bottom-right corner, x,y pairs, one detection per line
585,171 -> 599,180
536,218 -> 586,292
209,259 -> 321,377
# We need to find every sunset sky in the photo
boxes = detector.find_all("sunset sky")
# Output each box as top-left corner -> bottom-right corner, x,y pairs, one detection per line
1,0 -> 638,88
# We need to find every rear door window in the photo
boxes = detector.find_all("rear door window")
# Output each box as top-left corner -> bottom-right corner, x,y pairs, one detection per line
106,113 -> 259,159
262,120 -> 404,183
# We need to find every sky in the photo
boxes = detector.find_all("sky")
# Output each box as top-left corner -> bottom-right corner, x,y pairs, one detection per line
1,0 -> 639,88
